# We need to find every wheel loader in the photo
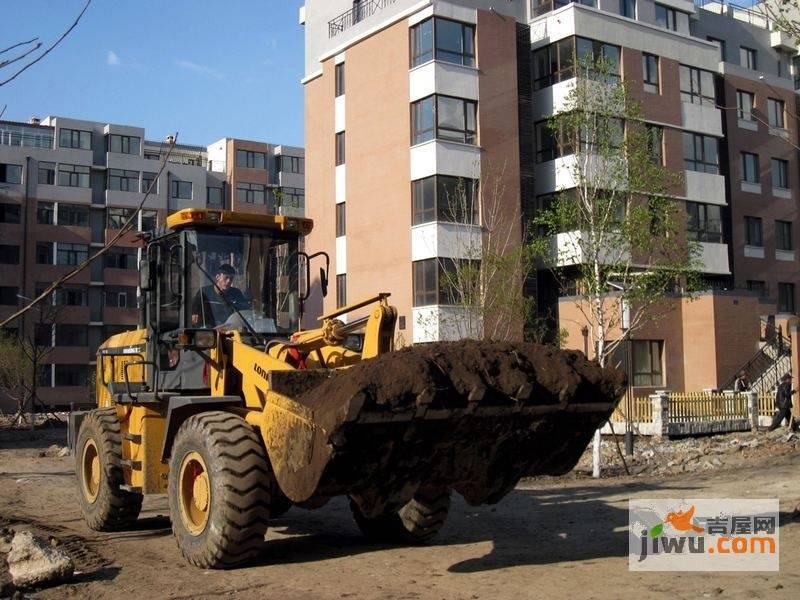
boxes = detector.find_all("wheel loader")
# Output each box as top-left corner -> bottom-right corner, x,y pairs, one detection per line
70,207 -> 624,568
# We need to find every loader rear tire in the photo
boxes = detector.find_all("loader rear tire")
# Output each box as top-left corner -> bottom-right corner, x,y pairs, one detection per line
75,407 -> 143,531
168,411 -> 270,569
350,488 -> 451,543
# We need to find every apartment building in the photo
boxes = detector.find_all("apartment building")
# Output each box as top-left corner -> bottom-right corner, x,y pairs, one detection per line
301,0 -> 799,393
0,116 -> 304,411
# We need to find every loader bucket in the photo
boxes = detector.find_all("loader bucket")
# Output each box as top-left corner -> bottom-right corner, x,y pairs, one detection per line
260,341 -> 625,516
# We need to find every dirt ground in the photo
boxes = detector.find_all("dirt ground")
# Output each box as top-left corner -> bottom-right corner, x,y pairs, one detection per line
1,426 -> 799,600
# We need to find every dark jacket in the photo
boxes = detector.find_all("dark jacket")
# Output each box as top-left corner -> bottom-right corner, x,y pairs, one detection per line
775,381 -> 793,410
191,285 -> 248,327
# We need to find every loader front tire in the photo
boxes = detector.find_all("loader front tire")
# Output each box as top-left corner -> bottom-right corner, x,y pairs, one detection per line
350,488 -> 451,543
75,407 -> 143,531
168,411 -> 270,569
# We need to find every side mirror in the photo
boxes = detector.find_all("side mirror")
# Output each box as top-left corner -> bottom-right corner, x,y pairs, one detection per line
139,259 -> 155,291
288,292 -> 300,323
320,267 -> 329,298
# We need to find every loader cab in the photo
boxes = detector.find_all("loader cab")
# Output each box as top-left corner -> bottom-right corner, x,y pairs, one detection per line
139,209 -> 311,392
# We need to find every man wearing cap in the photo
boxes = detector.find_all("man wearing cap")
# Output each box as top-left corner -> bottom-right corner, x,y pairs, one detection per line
191,263 -> 249,327
768,373 -> 796,431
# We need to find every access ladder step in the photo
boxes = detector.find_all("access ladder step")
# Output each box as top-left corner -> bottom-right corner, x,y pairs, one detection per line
120,484 -> 142,493
123,432 -> 142,444
121,459 -> 142,470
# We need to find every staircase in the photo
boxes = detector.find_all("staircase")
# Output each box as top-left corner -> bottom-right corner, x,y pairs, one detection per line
721,320 -> 791,395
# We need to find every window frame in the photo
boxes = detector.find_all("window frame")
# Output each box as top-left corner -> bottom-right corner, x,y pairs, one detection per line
683,132 -> 719,174
336,132 -> 346,165
235,182 -> 267,205
38,161 -> 55,185
410,17 -> 476,68
235,149 -> 267,170
56,242 -> 88,266
0,203 -> 21,224
767,98 -> 785,128
778,282 -> 796,313
336,202 -> 346,237
739,46 -> 757,70
58,128 -> 91,150
170,180 -> 192,200
335,62 -> 345,97
679,64 -> 716,106
776,220 -> 793,251
411,94 -> 477,146
631,340 -> 664,387
642,53 -> 659,93
771,158 -> 789,189
108,134 -> 141,155
336,273 -> 347,309
744,216 -> 763,247
107,169 -> 140,193
0,163 -> 23,185
57,163 -> 90,188
685,201 -> 722,243
736,90 -> 755,121
411,175 -> 479,226
741,152 -> 760,184
654,4 -> 677,31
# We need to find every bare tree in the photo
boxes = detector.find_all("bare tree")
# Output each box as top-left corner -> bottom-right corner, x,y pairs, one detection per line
415,165 -> 538,342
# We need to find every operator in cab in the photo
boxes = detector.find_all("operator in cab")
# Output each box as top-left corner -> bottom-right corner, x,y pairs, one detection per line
191,263 -> 250,327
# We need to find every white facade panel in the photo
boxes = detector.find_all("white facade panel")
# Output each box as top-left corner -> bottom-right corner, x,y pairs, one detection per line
410,140 -> 481,181
681,102 -> 722,137
335,95 -> 346,132
409,61 -> 479,103
335,164 -> 346,203
684,170 -> 726,205
336,236 -> 347,275
698,242 -> 730,275
412,305 -> 480,343
410,222 -> 482,261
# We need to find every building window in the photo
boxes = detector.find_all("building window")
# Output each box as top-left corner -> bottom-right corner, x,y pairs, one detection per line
107,169 -> 140,192
108,134 -> 140,155
104,287 -> 137,308
106,207 -> 135,229
747,280 -> 767,297
683,133 -> 718,174
767,98 -> 785,128
55,324 -> 88,347
771,158 -> 789,189
57,163 -> 90,188
141,210 -> 158,231
207,187 -> 223,208
336,274 -> 347,308
36,242 -> 53,264
38,161 -> 55,185
59,128 -> 91,150
778,282 -> 796,313
646,125 -> 664,165
0,286 -> 18,306
412,258 -> 473,306
142,172 -> 158,194
279,155 -> 304,174
411,95 -> 477,146
632,340 -> 663,387
741,152 -> 760,184
236,183 -> 266,205
0,163 -> 23,184
619,0 -> 636,18
654,4 -> 678,31
412,175 -> 478,225
776,220 -> 793,251
336,203 -> 346,237
410,17 -> 475,68
34,324 -> 53,347
685,202 -> 722,243
535,121 -> 557,163
54,286 -> 87,306
56,243 -> 88,266
707,36 -> 726,62
533,36 -> 620,91
642,53 -> 659,93
679,65 -> 715,106
335,62 -> 345,97
736,90 -> 754,121
54,364 -> 88,387
105,247 -> 137,269
335,132 -> 346,165
59,204 -> 89,227
170,180 -> 192,200
739,46 -> 757,70
744,216 -> 763,247
235,149 -> 267,169
0,245 -> 20,265
0,203 -> 21,224
279,187 -> 304,210
37,202 -> 54,225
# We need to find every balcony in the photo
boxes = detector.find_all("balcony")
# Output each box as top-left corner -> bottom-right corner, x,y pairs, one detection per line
0,122 -> 54,149
328,0 -> 397,38
697,241 -> 729,275
684,170 -> 726,205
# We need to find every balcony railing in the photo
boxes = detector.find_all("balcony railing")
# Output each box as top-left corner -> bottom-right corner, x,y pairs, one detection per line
328,0 -> 397,38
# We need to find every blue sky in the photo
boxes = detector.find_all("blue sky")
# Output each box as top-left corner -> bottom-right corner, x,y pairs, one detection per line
1,0 -> 306,147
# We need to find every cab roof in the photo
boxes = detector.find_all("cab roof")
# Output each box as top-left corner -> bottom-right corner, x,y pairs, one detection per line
166,208 -> 313,236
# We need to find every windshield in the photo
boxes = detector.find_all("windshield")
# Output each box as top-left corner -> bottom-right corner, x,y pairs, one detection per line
186,230 -> 299,337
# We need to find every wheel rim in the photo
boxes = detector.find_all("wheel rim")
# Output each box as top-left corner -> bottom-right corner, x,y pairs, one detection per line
178,451 -> 211,536
81,439 -> 101,503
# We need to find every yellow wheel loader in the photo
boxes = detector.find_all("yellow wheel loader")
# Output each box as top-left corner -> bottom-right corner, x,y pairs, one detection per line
70,208 -> 624,568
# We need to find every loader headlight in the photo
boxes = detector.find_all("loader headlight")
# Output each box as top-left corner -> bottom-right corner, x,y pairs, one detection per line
173,329 -> 217,350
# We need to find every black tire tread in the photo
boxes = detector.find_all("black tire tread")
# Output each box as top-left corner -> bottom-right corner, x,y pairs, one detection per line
75,407 -> 143,531
350,488 -> 450,543
168,411 -> 270,569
